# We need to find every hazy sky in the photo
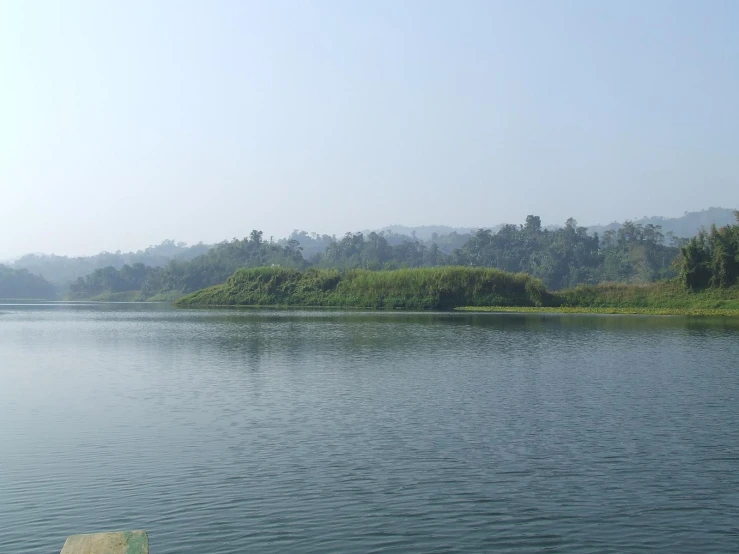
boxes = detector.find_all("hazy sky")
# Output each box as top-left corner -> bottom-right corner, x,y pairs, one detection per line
1,0 -> 737,258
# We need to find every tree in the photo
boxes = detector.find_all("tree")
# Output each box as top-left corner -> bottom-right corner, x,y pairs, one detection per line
525,215 -> 542,233
249,230 -> 263,246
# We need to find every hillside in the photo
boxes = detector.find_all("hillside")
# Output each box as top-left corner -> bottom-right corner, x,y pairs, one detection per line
60,216 -> 683,301
0,265 -> 56,300
587,207 -> 736,239
11,240 -> 211,293
14,208 -> 736,301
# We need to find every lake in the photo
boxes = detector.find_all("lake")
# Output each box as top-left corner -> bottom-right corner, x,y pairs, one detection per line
1,303 -> 739,553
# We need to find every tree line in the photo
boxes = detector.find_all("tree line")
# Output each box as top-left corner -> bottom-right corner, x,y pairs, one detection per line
68,231 -> 306,300
680,212 -> 739,290
65,216 -> 691,300
12,240 -> 211,293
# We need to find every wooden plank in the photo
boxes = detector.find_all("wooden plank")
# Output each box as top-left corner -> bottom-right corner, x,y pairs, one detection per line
60,531 -> 148,554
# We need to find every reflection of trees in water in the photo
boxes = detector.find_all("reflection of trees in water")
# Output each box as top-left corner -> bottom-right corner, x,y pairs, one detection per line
163,311 -> 739,377
199,313 -> 556,362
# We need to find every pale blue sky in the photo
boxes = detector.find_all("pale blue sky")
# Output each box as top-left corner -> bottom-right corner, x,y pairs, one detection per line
1,0 -> 737,257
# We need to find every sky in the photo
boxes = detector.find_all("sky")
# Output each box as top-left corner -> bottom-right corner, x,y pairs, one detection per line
1,0 -> 737,258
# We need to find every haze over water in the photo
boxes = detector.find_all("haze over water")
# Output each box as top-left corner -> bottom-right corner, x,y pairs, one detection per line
2,303 -> 738,553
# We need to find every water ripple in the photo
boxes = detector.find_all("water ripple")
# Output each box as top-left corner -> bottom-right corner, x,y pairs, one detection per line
1,305 -> 738,552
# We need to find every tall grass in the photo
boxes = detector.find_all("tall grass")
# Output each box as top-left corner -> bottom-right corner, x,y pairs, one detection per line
556,281 -> 739,310
175,266 -> 552,309
175,267 -> 739,314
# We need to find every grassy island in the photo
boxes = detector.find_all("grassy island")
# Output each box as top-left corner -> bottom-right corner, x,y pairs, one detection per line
49,212 -> 739,306
175,266 -> 552,309
175,266 -> 739,316
174,212 -> 739,315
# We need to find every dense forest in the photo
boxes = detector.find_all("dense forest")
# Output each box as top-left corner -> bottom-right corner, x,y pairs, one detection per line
680,213 -> 739,290
13,208 -> 731,292
68,231 -> 307,300
64,216 -> 686,300
0,265 -> 56,300
8,210 -> 738,302
68,263 -> 155,300
309,216 -> 683,290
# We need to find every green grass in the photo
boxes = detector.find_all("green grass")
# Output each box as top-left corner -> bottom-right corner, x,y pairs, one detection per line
555,280 -> 739,311
459,280 -> 739,316
175,267 -> 739,315
175,266 -> 552,309
456,306 -> 739,317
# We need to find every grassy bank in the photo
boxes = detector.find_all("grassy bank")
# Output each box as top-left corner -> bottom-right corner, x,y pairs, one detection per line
459,281 -> 739,316
457,306 -> 739,316
557,281 -> 739,311
175,266 -> 739,315
175,266 -> 552,309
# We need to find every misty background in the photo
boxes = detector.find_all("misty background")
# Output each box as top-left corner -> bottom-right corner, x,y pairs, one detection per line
2,0 -> 737,260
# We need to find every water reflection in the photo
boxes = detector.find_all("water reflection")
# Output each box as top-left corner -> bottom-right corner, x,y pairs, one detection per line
0,304 -> 738,554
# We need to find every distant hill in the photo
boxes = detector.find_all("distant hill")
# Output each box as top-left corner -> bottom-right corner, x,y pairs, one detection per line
368,209 -> 737,252
0,265 -> 56,300
12,240 -> 211,293
11,208 -> 736,297
372,208 -> 739,243
369,208 -> 738,246
586,208 -> 737,238
370,225 -> 477,241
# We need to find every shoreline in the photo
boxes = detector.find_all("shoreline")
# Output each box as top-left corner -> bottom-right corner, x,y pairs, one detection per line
455,306 -> 739,317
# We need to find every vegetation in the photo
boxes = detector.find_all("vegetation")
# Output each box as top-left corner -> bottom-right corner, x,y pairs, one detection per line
680,212 -> 739,290
556,281 -> 739,312
305,216 -> 680,290
587,207 -> 737,240
177,264 -> 739,314
60,231 -> 305,300
9,212 -> 736,313
455,217 -> 680,289
57,218 -> 687,301
457,305 -> 739,317
139,231 -> 306,297
7,210 -> 731,303
458,269 -> 739,315
12,240 -> 210,294
0,265 -> 56,300
68,263 -> 154,300
175,267 -> 552,310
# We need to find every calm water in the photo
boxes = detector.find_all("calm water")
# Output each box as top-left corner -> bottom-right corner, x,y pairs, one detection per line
1,304 -> 739,553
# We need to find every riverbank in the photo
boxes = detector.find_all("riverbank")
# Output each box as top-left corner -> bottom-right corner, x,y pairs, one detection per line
72,290 -> 184,302
456,306 -> 739,316
556,281 -> 739,313
456,281 -> 739,316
